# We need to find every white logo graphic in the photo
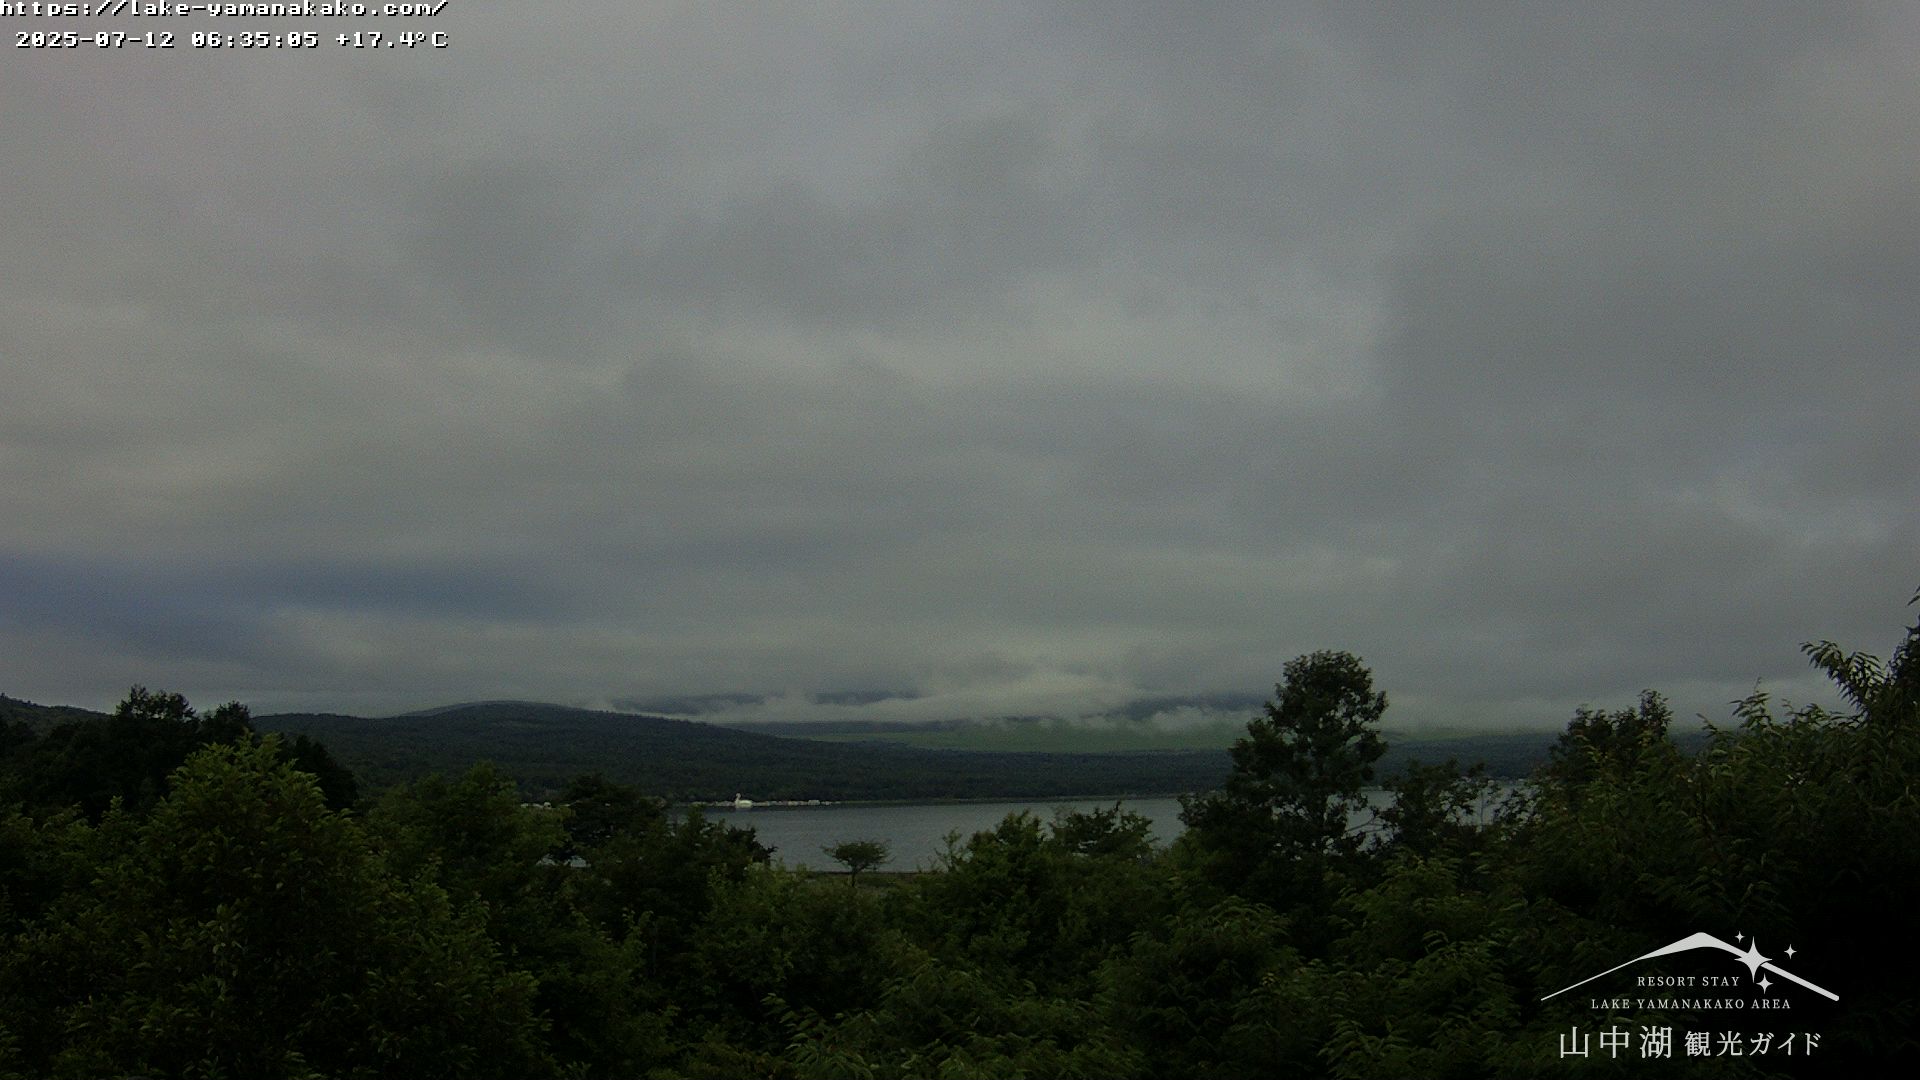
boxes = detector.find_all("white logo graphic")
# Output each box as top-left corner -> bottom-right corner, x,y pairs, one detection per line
1542,932 -> 1838,1002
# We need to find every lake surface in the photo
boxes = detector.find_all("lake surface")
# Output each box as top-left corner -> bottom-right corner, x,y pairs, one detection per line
703,797 -> 1187,871
701,784 -> 1515,870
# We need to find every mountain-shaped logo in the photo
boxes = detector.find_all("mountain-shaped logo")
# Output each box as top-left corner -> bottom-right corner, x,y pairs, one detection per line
1542,932 -> 1838,1002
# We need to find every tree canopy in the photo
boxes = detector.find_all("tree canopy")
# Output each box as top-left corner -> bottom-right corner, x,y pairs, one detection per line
2,592 -> 1916,1074
822,838 -> 891,884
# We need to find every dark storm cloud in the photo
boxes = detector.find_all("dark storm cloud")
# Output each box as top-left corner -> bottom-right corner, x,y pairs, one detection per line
1,3 -> 1912,724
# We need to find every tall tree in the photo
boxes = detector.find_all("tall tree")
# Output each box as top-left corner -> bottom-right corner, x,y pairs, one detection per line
1540,689 -> 1676,791
18,687 -> 234,819
1180,651 -> 1388,935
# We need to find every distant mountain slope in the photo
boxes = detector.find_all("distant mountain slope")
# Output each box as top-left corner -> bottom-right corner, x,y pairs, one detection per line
16,694 -> 1631,802
0,695 -> 108,734
721,716 -> 1245,753
723,715 -> 1573,776
255,702 -> 1237,802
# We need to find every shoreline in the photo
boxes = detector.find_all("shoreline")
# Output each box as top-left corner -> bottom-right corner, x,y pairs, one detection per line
687,792 -> 1197,811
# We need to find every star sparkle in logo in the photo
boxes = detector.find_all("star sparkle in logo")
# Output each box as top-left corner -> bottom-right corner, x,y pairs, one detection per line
1541,932 -> 1838,1002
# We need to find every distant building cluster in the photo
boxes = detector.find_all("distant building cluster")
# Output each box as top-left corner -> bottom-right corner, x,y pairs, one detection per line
702,793 -> 831,810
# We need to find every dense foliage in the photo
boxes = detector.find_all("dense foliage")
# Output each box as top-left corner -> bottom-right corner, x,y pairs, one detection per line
2,594 -> 1914,1076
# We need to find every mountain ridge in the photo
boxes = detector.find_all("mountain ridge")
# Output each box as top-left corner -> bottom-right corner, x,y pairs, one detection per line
252,701 -> 1238,802
9,694 -> 1576,802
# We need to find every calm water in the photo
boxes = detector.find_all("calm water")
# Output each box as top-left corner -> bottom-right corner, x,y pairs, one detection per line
700,785 -> 1513,870
702,797 -> 1187,871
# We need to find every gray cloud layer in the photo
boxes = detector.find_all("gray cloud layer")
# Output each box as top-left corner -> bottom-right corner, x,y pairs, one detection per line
3,3 -> 1914,727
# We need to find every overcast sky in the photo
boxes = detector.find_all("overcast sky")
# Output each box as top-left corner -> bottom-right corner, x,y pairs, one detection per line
3,2 -> 1914,729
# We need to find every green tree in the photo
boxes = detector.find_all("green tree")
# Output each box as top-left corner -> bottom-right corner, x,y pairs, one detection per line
560,771 -> 666,853
12,688 -> 359,819
1316,855 -> 1525,1079
1495,593 -> 1920,1071
367,762 -> 569,933
904,812 -> 1172,999
1179,651 -> 1389,935
1101,896 -> 1301,1079
1051,801 -> 1157,862
823,838 -> 891,885
1540,689 -> 1676,791
18,686 -> 226,819
2,739 -> 550,1078
677,864 -> 899,1067
1379,758 -> 1498,859
281,731 -> 361,810
568,801 -> 772,1024
362,764 -> 679,1074
0,805 -> 92,941
783,956 -> 1145,1080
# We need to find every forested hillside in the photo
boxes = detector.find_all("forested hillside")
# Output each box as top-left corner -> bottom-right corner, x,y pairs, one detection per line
249,701 -> 1567,801
0,696 -> 104,735
253,702 -> 1233,801
1,694 -> 1690,803
2,594 -> 1914,1076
